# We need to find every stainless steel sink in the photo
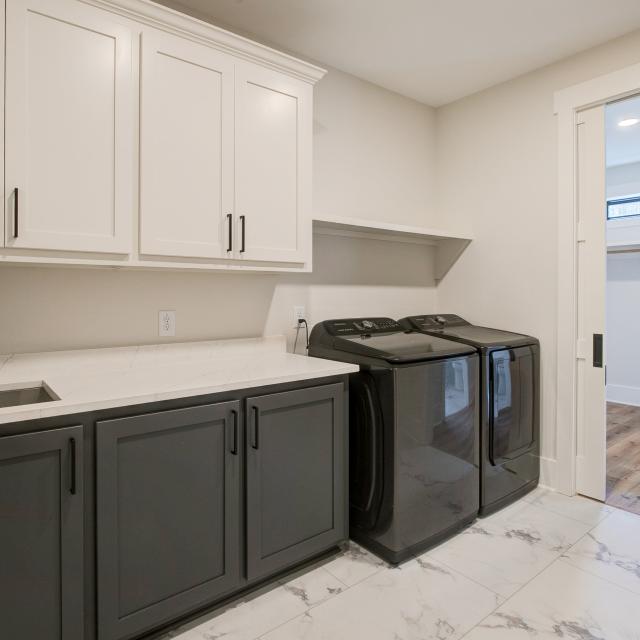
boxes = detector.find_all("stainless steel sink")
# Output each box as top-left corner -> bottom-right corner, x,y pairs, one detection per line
0,383 -> 59,408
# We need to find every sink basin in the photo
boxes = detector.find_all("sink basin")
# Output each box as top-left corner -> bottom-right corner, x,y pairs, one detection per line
0,382 -> 59,409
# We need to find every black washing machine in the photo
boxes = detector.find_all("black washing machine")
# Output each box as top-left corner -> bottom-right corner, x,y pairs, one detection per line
309,317 -> 479,564
399,315 -> 540,516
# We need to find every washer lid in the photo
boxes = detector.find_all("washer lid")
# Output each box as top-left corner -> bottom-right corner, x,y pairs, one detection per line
402,315 -> 535,348
432,325 -> 535,348
332,330 -> 476,364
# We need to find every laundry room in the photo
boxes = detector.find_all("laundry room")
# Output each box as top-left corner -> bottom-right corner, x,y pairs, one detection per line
1,2 -> 640,639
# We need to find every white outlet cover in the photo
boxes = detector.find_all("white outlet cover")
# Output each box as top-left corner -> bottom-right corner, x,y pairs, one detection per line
293,305 -> 306,327
159,310 -> 176,337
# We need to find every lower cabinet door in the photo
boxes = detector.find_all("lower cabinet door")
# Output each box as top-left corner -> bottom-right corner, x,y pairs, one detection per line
96,402 -> 241,640
0,425 -> 84,640
246,383 -> 346,581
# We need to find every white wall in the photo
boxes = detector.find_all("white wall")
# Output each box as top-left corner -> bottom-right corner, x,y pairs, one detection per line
0,234 -> 436,354
433,28 -> 640,488
607,252 -> 640,405
606,161 -> 640,405
313,67 -> 437,226
607,161 -> 640,199
0,66 -> 438,354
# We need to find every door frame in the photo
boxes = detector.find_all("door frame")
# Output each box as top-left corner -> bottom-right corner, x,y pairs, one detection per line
554,62 -> 640,495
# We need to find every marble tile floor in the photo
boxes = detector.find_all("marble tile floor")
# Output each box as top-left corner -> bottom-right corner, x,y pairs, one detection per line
159,488 -> 640,640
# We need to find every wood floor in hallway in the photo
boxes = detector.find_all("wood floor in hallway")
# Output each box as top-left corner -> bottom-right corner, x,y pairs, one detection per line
607,402 -> 640,515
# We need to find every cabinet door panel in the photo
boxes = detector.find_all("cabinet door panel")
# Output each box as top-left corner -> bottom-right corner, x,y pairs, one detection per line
0,426 -> 84,640
235,62 -> 311,263
140,29 -> 234,258
5,0 -> 133,253
246,384 -> 345,581
97,402 -> 241,640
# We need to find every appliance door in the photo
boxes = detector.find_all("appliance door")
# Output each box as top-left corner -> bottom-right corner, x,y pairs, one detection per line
389,355 -> 479,552
348,372 -> 384,532
489,346 -> 535,465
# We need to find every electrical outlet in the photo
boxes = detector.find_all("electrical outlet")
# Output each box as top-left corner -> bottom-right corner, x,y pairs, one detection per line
158,310 -> 176,337
293,305 -> 306,327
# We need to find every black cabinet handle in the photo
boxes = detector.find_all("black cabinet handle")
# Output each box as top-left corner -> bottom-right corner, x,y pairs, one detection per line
227,213 -> 233,252
69,437 -> 77,495
593,333 -> 603,368
250,406 -> 259,449
240,215 -> 246,253
230,409 -> 238,455
13,188 -> 19,239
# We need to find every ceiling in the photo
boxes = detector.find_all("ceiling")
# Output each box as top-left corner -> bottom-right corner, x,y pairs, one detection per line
607,95 -> 640,167
159,0 -> 640,106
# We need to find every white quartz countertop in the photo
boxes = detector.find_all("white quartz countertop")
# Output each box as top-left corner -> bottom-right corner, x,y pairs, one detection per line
0,336 -> 358,425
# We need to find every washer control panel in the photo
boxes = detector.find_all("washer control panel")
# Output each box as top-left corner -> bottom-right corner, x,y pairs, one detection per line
324,317 -> 402,336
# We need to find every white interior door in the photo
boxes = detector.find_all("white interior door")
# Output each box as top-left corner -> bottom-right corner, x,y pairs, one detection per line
5,0 -> 133,253
139,29 -> 234,259
575,104 -> 607,501
235,61 -> 311,263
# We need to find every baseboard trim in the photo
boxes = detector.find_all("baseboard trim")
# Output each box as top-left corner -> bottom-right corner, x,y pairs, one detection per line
539,455 -> 571,494
607,384 -> 640,407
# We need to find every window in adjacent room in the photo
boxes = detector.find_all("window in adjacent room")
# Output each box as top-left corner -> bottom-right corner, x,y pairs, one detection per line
607,196 -> 640,219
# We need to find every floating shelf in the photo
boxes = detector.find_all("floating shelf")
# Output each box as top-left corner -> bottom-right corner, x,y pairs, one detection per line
312,215 -> 472,280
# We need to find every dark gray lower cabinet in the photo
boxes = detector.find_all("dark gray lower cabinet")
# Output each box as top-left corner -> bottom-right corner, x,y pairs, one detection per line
96,402 -> 241,640
0,379 -> 347,640
0,425 -> 84,640
246,383 -> 346,581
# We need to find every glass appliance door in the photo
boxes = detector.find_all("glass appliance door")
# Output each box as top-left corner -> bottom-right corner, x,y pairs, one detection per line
489,347 -> 535,464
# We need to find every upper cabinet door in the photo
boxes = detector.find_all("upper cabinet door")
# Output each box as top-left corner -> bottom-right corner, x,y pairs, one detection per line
140,30 -> 234,259
235,62 -> 312,264
5,0 -> 133,253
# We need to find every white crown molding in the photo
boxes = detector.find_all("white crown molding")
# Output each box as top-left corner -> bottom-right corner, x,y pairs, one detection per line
82,0 -> 327,84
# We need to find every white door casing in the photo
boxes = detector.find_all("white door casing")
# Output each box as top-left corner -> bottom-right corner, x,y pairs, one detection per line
234,61 -> 311,263
139,28 -> 234,259
5,0 -> 134,253
575,105 -> 607,501
554,62 -> 640,496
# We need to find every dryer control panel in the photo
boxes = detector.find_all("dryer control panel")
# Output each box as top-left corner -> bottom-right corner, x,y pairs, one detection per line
322,317 -> 402,336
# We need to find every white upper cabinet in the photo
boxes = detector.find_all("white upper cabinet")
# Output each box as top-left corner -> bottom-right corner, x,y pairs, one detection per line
234,62 -> 312,264
1,0 -> 325,269
5,0 -> 134,253
139,29 -> 234,259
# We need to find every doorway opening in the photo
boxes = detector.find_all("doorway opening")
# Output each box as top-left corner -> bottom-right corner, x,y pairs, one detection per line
605,94 -> 640,515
